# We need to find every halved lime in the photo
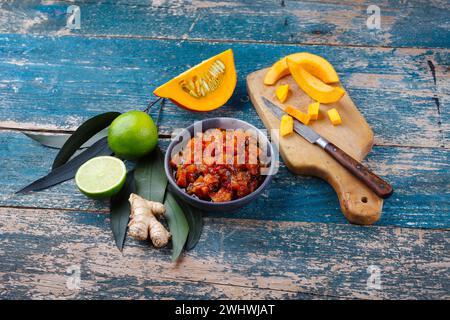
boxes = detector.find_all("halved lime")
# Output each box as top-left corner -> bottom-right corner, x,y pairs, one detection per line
75,156 -> 126,199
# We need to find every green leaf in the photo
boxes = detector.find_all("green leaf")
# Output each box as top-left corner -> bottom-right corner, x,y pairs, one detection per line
110,172 -> 136,251
24,133 -> 71,149
52,112 -> 120,169
24,127 -> 110,150
179,200 -> 204,251
16,137 -> 113,193
164,192 -> 189,261
134,147 -> 167,203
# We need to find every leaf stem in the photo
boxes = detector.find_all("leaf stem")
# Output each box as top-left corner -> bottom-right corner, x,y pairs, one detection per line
156,98 -> 165,128
143,97 -> 163,113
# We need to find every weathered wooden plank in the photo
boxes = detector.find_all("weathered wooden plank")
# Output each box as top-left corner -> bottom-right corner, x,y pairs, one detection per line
1,130 -> 448,229
0,0 -> 196,38
0,207 -> 448,299
188,0 -> 450,49
0,34 -> 447,148
0,0 -> 448,48
0,273 -> 316,300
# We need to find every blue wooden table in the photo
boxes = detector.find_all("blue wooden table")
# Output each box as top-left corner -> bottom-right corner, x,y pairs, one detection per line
0,1 -> 449,299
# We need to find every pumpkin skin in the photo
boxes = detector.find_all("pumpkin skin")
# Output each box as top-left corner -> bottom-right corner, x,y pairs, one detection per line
287,58 -> 345,104
153,49 -> 237,112
264,52 -> 339,86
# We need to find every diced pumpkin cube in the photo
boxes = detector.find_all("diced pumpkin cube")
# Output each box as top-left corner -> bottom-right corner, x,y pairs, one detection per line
327,108 -> 342,126
308,102 -> 320,120
280,115 -> 294,136
284,105 -> 311,125
275,84 -> 289,103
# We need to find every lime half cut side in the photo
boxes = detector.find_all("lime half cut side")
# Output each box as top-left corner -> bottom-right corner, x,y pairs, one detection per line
75,156 -> 127,199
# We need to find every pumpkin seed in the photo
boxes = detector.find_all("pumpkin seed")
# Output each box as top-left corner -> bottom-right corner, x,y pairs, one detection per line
179,59 -> 226,98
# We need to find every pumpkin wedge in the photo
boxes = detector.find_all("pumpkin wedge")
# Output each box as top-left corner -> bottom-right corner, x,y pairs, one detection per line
287,58 -> 345,104
264,52 -> 339,85
154,49 -> 237,112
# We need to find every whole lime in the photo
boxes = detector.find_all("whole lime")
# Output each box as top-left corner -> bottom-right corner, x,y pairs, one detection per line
108,111 -> 158,160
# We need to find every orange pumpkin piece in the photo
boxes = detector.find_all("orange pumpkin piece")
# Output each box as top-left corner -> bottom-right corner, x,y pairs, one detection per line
280,115 -> 294,136
308,102 -> 320,120
264,52 -> 340,85
285,105 -> 311,125
275,84 -> 289,103
327,108 -> 342,126
153,49 -> 237,112
287,58 -> 345,104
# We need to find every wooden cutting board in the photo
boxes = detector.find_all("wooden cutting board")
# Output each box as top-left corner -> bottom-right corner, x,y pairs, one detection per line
247,68 -> 383,225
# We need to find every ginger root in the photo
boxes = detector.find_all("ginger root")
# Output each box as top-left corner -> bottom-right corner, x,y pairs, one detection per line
128,193 -> 171,248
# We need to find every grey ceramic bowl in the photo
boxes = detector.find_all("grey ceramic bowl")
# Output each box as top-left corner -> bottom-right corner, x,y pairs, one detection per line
164,117 -> 275,212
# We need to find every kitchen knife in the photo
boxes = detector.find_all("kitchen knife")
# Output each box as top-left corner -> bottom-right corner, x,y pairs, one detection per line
262,97 -> 393,199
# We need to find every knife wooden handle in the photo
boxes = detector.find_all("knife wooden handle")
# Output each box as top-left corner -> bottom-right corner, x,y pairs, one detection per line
324,142 -> 393,199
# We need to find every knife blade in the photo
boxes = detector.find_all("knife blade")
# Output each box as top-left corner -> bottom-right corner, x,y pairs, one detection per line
261,97 -> 393,199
